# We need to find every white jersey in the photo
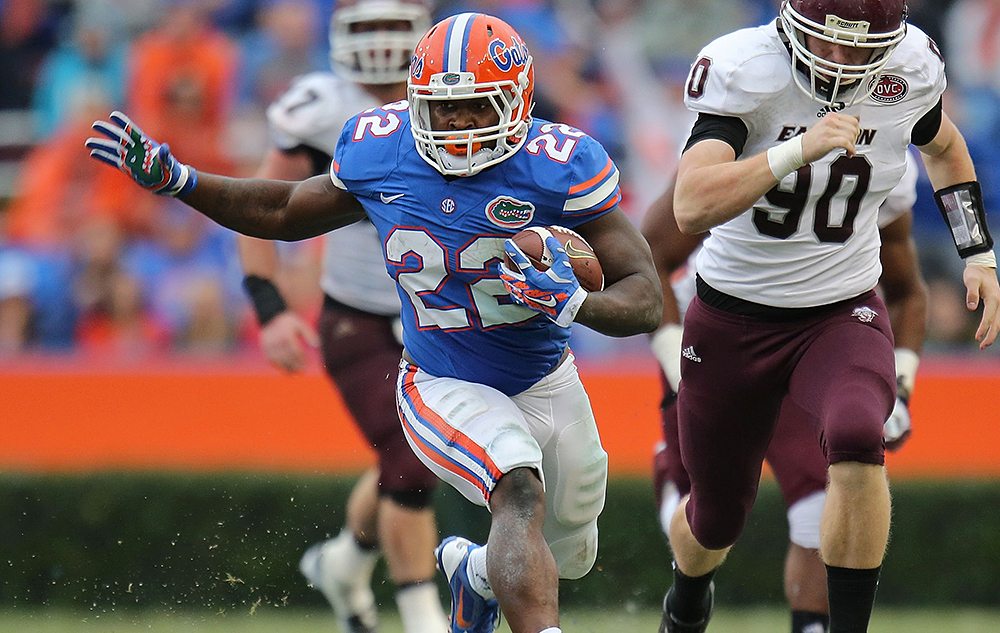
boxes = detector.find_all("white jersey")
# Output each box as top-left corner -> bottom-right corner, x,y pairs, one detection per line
684,21 -> 945,307
673,150 -> 921,320
267,72 -> 401,315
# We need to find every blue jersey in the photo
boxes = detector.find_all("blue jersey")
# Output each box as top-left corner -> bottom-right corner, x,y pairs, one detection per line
332,101 -> 620,395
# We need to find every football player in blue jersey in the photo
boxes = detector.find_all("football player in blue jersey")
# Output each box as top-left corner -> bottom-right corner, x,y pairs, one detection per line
87,12 -> 662,633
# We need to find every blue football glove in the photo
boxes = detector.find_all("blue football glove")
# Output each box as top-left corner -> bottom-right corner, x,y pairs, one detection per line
86,111 -> 197,197
499,236 -> 589,328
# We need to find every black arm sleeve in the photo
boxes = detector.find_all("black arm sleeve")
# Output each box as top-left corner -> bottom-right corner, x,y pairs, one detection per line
682,113 -> 750,158
911,97 -> 943,147
281,144 -> 333,178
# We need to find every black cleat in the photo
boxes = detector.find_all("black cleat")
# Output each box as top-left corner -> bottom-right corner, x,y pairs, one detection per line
658,582 -> 714,633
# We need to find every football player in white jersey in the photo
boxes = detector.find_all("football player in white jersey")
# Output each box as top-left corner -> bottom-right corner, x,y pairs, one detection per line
661,1 -> 1000,632
237,3 -> 447,633
87,13 -> 662,633
643,153 -> 927,633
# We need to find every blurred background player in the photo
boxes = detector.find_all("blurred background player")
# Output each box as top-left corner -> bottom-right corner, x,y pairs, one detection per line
237,2 -> 447,633
87,12 -> 662,633
643,152 -> 928,633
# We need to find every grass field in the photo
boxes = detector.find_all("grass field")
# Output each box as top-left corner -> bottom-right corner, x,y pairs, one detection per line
3,608 -> 1000,633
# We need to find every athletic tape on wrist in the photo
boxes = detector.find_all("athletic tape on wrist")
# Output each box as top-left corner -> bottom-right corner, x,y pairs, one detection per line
965,250 -> 997,269
766,135 -> 804,180
554,286 -> 588,329
893,348 -> 919,402
242,275 -> 288,326
934,181 -> 994,258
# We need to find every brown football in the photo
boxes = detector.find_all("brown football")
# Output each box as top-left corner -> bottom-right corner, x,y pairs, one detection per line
504,225 -> 604,292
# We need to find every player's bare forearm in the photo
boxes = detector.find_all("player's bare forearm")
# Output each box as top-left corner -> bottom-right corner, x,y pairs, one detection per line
577,272 -> 661,336
640,177 -> 706,327
184,173 -> 365,242
879,214 -> 928,353
238,148 -> 319,277
674,140 -> 778,234
576,209 -> 662,336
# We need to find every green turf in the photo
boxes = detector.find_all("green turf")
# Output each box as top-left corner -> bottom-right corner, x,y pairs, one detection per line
2,607 -> 999,632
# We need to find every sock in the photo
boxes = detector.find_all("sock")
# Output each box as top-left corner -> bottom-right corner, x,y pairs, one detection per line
336,530 -> 379,585
466,543 -> 495,599
666,562 -> 715,624
826,565 -> 880,633
396,580 -> 448,633
792,609 -> 830,633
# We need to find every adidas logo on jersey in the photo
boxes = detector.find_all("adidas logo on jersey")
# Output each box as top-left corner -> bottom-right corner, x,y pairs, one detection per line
682,346 -> 702,363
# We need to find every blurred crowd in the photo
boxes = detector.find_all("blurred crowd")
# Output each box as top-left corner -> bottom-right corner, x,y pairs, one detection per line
0,0 -> 994,358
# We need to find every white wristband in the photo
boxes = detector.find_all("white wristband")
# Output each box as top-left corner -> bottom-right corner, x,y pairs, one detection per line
965,250 -> 997,268
894,347 -> 920,399
766,135 -> 805,180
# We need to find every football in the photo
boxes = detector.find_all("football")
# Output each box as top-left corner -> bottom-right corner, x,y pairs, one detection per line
504,225 -> 604,292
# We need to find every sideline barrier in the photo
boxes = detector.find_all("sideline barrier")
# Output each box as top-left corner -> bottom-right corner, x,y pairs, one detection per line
0,354 -> 998,477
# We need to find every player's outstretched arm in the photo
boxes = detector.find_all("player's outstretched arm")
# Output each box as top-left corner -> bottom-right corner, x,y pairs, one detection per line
86,111 -> 366,242
574,208 -> 662,337
917,112 -> 1000,349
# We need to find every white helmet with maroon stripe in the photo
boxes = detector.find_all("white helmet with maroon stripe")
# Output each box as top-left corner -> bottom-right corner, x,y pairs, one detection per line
330,0 -> 430,85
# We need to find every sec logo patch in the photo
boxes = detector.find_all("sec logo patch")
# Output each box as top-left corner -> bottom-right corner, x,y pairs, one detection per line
869,75 -> 907,104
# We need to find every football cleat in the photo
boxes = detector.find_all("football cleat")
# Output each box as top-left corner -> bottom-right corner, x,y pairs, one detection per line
658,582 -> 714,633
299,534 -> 380,633
435,536 -> 500,633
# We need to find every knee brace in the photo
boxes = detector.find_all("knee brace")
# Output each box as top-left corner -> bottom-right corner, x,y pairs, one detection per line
786,490 -> 825,550
544,419 -> 608,579
547,521 -> 599,580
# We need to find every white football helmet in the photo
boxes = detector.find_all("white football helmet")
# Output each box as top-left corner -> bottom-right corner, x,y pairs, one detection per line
407,13 -> 535,177
330,0 -> 430,85
780,0 -> 907,107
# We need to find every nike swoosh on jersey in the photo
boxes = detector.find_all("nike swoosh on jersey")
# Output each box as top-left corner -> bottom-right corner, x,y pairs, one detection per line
380,192 -> 405,204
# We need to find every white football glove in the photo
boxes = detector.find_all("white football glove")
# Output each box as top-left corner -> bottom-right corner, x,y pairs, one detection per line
883,397 -> 911,452
884,348 -> 919,452
650,323 -> 683,393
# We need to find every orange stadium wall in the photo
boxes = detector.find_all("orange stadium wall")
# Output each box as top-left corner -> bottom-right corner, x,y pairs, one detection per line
1,356 -> 998,478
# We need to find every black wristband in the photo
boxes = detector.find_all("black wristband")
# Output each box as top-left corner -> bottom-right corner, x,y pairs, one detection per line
934,181 -> 994,258
242,275 -> 288,326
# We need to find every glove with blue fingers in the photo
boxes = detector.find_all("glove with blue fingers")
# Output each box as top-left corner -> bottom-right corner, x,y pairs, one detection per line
499,235 -> 589,328
86,111 -> 197,197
